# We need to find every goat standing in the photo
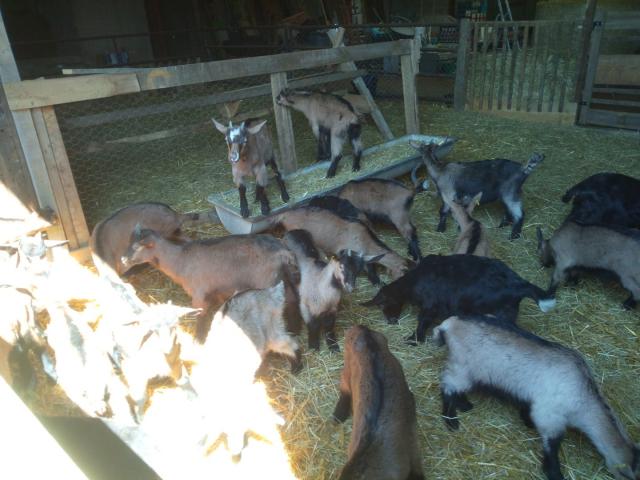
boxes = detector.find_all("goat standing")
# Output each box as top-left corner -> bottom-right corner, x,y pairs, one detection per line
212,118 -> 289,218
445,192 -> 490,256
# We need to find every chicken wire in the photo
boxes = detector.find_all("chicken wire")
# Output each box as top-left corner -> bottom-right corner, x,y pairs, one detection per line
55,51 -> 409,229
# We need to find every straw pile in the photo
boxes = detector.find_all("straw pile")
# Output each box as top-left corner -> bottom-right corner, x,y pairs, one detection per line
26,103 -> 640,479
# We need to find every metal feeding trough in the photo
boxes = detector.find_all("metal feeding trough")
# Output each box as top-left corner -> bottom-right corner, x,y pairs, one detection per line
208,134 -> 456,234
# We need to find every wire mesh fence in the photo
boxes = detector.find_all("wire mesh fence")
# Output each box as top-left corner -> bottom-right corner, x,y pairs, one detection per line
55,37 -> 414,229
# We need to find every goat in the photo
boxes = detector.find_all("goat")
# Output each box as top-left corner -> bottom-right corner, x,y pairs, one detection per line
362,254 -> 555,344
334,178 -> 422,260
271,206 -> 412,284
333,325 -> 424,480
308,195 -> 371,226
276,89 -> 363,178
121,228 -> 301,342
537,221 -> 640,309
212,118 -> 289,218
187,282 -> 300,460
411,141 -> 544,239
562,172 -> 640,229
283,229 -> 378,351
445,192 -> 490,256
90,202 -> 198,277
434,315 -> 640,480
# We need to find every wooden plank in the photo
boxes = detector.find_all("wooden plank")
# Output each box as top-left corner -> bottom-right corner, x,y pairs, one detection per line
328,28 -> 394,140
270,72 -> 297,174
556,22 -> 573,113
536,24 -> 551,113
595,55 -> 640,86
585,109 -> 640,130
497,25 -> 509,110
515,25 -> 530,111
44,107 -> 90,248
574,0 -> 598,102
578,12 -> 606,125
62,67 -> 149,75
605,13 -> 640,30
478,25 -> 491,110
505,26 -> 519,110
526,24 -> 541,112
593,86 -> 640,95
5,75 -> 141,110
65,70 -> 366,129
546,23 -> 562,112
6,41 -> 412,110
454,19 -> 471,112
32,107 -> 79,247
487,24 -> 499,110
589,98 -> 640,108
401,54 -> 419,133
467,22 -> 480,109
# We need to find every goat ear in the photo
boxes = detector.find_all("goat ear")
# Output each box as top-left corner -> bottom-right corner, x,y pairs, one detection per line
364,254 -> 385,264
246,119 -> 267,135
211,118 -> 227,134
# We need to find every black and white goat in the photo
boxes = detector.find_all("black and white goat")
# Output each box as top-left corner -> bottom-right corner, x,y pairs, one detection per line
283,229 -> 378,351
434,315 -> 640,480
411,140 -> 544,239
212,118 -> 289,218
363,254 -> 555,344
562,172 -> 640,229
537,221 -> 640,309
276,89 -> 363,178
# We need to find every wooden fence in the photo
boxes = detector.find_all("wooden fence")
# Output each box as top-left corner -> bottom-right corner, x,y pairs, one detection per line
455,19 -> 581,115
1,23 -> 423,258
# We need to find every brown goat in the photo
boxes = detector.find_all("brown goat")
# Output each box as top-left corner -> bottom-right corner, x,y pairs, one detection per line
445,192 -> 490,256
335,178 -> 422,260
121,229 -> 301,340
271,206 -> 411,283
90,202 -> 197,277
212,118 -> 289,218
333,325 -> 424,480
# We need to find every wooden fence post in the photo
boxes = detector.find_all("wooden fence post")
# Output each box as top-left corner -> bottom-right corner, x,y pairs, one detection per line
401,54 -> 419,134
574,0 -> 599,103
577,11 -> 606,125
454,19 -> 472,111
270,72 -> 297,174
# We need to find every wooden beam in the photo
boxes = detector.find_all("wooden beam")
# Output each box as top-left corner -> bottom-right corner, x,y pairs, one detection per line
327,27 -> 394,140
270,72 -> 297,174
574,0 -> 598,103
578,11 -> 606,125
401,54 -> 419,134
584,109 -> 640,130
454,19 -> 471,111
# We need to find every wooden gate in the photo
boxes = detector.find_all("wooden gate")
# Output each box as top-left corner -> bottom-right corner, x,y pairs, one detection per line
578,12 -> 640,130
455,19 -> 582,115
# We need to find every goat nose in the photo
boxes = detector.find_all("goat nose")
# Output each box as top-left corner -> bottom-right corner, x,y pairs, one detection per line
230,151 -> 239,162
120,256 -> 129,266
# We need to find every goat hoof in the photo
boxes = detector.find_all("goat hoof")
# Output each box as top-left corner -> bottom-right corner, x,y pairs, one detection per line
352,165 -> 361,172
328,342 -> 340,353
261,206 -> 270,216
436,224 -> 446,233
326,171 -> 336,179
240,207 -> 250,218
444,417 -> 460,431
622,297 -> 637,310
457,398 -> 474,412
386,317 -> 399,325
405,333 -> 418,346
509,232 -> 521,240
281,193 -> 290,203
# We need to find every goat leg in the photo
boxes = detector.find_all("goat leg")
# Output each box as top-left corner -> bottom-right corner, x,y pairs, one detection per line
326,154 -> 342,178
322,312 -> 339,352
256,184 -> 270,216
268,158 -> 290,203
332,391 -> 352,423
238,184 -> 250,218
437,202 -> 450,232
365,262 -> 381,286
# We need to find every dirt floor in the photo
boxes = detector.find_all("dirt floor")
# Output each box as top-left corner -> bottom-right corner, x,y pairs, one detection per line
29,102 -> 640,479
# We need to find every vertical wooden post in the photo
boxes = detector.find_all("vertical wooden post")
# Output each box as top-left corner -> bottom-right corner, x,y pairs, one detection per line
401,54 -> 419,134
270,72 -> 297,174
454,19 -> 471,111
574,0 -> 599,102
577,11 -> 605,125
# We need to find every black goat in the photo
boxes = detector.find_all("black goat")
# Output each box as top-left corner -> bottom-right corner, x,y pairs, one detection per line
562,172 -> 640,229
362,254 -> 555,344
411,141 -> 544,239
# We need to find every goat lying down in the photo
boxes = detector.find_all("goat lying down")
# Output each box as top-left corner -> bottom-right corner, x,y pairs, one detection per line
562,172 -> 640,229
213,118 -> 289,218
276,89 -> 363,178
537,221 -> 640,309
333,325 -> 424,480
434,315 -> 640,480
283,229 -> 376,351
363,254 -> 555,344
412,140 -> 544,239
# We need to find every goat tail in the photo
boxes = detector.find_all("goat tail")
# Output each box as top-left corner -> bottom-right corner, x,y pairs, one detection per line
527,283 -> 556,313
410,163 -> 429,193
521,152 -> 545,177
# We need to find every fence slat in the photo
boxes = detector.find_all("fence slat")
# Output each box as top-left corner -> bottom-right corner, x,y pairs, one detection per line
454,19 -> 471,112
537,24 -> 552,112
506,26 -> 518,110
547,23 -> 562,112
487,24 -> 499,110
467,23 -> 480,109
515,25 -> 530,111
478,25 -> 491,110
270,72 -> 297,174
526,25 -> 541,112
556,22 -> 573,113
497,25 -> 510,110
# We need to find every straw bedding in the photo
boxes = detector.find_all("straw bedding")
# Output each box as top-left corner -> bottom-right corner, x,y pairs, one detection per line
24,102 -> 640,479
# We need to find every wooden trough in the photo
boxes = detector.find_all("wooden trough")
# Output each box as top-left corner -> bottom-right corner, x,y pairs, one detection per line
208,134 -> 456,234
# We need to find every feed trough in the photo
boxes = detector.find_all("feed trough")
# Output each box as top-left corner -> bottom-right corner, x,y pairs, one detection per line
208,134 -> 456,234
